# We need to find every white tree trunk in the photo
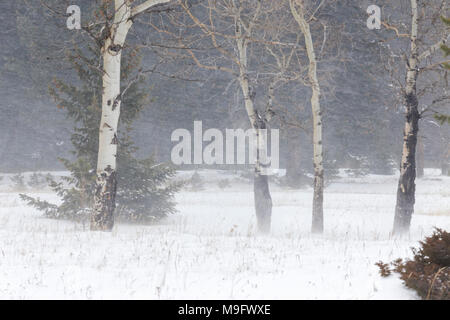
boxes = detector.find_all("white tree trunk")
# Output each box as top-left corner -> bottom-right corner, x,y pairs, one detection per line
236,31 -> 272,234
290,0 -> 324,233
91,1 -> 133,231
442,137 -> 450,176
416,135 -> 424,178
90,0 -> 173,230
393,0 -> 420,235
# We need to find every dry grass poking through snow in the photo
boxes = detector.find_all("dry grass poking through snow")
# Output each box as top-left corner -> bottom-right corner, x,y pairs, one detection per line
0,169 -> 448,299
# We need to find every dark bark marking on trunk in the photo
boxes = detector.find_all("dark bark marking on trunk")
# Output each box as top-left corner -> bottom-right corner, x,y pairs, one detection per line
111,133 -> 119,145
108,44 -> 122,54
112,94 -> 121,111
91,166 -> 117,231
393,92 -> 420,235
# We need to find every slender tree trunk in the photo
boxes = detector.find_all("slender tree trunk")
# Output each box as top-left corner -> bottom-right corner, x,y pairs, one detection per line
236,33 -> 272,234
91,1 -> 132,231
311,83 -> 324,234
441,163 -> 448,176
290,0 -> 324,233
393,0 -> 420,235
254,168 -> 272,233
441,140 -> 449,176
416,135 -> 424,178
442,157 -> 449,176
252,118 -> 273,234
286,132 -> 303,188
442,162 -> 449,176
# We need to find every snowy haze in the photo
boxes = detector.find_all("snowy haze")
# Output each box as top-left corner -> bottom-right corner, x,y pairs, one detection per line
0,169 -> 449,299
0,0 -> 449,300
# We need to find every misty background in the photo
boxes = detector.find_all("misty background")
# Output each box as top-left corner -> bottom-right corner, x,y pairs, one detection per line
0,0 -> 448,177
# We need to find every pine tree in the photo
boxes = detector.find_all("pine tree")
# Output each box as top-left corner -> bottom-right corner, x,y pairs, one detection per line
20,45 -> 179,223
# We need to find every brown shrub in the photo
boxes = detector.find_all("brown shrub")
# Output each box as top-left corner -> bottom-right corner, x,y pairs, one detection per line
376,228 -> 449,300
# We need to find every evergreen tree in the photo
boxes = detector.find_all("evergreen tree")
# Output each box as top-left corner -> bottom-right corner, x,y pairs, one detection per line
20,45 -> 179,223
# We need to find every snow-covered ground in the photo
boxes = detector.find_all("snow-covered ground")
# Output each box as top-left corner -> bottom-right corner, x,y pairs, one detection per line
0,169 -> 449,299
